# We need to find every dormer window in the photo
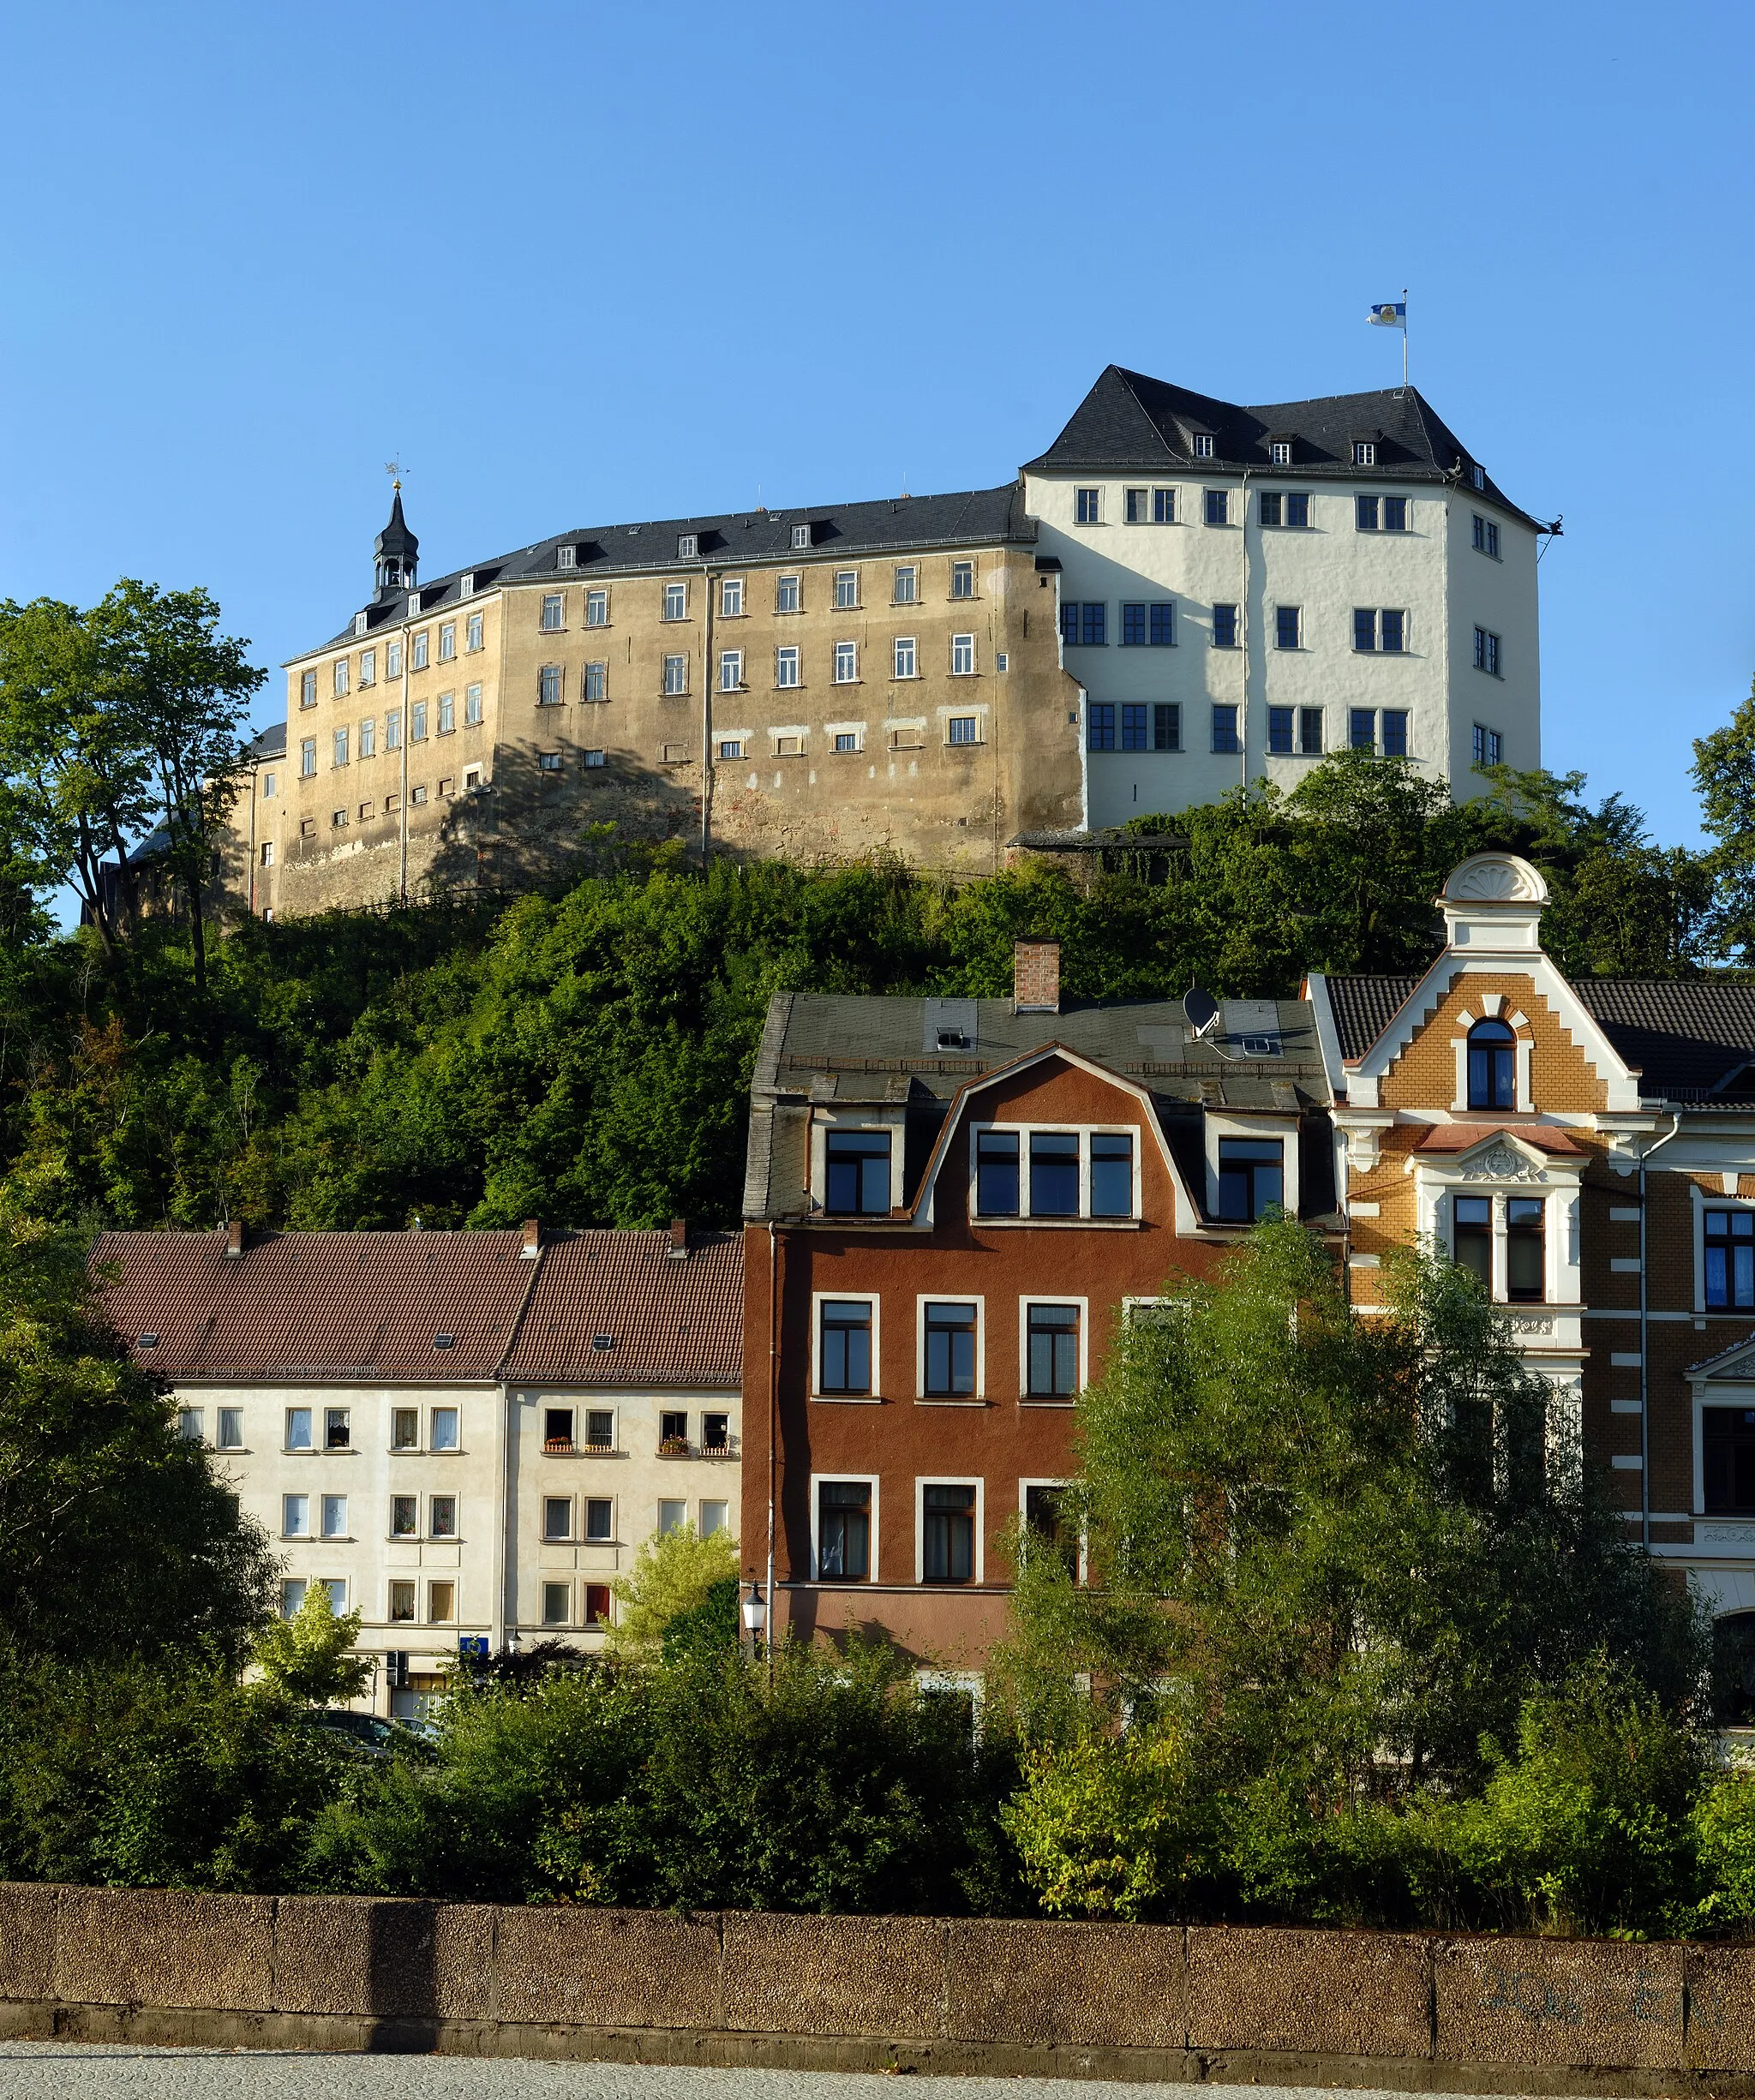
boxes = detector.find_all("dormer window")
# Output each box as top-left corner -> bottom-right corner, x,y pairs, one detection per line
353,612 -> 368,638
824,1129 -> 891,1215
555,545 -> 577,570
460,572 -> 475,596
678,533 -> 698,560
1192,434 -> 1215,459
1472,464 -> 1486,489
1269,440 -> 1292,467
1353,440 -> 1377,467
791,524 -> 812,550
1466,1018 -> 1517,1110
407,591 -> 422,616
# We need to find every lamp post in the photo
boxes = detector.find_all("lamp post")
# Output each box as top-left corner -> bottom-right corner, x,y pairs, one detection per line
740,1581 -> 768,1662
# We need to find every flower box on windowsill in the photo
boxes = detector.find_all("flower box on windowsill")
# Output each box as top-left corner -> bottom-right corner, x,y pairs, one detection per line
656,1437 -> 690,1457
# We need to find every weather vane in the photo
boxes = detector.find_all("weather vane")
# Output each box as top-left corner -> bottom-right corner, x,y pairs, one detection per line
385,457 -> 406,492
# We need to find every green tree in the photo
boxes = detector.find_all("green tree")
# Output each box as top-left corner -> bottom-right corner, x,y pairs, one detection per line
0,1200 -> 275,1662
608,1521 -> 741,1655
995,1222 -> 1706,1852
250,1579 -> 371,1706
1692,682 -> 1755,964
96,579 -> 262,995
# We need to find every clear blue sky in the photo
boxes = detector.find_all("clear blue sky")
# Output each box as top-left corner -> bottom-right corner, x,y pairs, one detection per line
3,0 -> 1749,849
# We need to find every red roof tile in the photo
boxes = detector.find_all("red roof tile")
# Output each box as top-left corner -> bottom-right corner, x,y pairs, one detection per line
1414,1122 -> 1583,1155
503,1230 -> 742,1388
92,1229 -> 543,1379
91,1225 -> 743,1390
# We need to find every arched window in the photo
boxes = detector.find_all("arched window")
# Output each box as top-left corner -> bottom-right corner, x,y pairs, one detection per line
1467,1018 -> 1517,1110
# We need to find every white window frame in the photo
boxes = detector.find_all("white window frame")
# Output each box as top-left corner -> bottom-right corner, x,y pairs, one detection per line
585,589 -> 608,627
1193,434 -> 1214,459
282,1492 -> 310,1538
678,534 -> 698,561
439,621 -> 455,661
333,659 -> 349,697
1270,440 -> 1292,466
542,1494 -> 574,1543
720,649 -> 743,692
1448,998 -> 1533,1114
966,1120 -> 1142,1225
791,523 -> 812,550
1411,1153 -> 1582,1310
893,636 -> 917,679
360,717 -> 375,758
950,633 -> 975,676
465,684 -> 482,724
776,573 -> 800,613
916,1292 -> 986,1403
914,1475 -> 985,1585
541,594 -> 564,631
809,1470 -> 880,1582
320,1493 -> 350,1541
721,577 -> 744,617
386,641 -> 402,679
1692,1186 -> 1755,1316
810,1110 -> 905,1212
555,545 -> 577,570
833,570 -> 859,610
892,565 -> 918,605
662,581 -> 687,622
663,654 -> 689,697
833,640 -> 857,685
810,1289 -> 882,1403
775,645 -> 800,690
825,721 -> 865,753
1354,440 -> 1377,466
1204,1112 -> 1302,1221
1019,1475 -> 1087,1583
1018,1296 -> 1091,1406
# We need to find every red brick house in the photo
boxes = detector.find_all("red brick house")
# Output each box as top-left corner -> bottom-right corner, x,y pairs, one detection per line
739,940 -> 1340,1677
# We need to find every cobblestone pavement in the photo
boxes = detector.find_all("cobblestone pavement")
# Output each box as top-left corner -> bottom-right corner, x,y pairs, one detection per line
0,2047 -> 1563,2100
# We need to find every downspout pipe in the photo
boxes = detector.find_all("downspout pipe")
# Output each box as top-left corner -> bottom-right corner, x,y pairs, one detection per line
1639,1111 -> 1683,1549
766,1222 -> 778,1662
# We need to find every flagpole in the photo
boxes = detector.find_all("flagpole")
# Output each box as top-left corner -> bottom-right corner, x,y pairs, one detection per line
1402,287 -> 1409,392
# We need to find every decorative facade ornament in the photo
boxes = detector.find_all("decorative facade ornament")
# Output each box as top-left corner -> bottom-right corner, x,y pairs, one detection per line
1458,1142 -> 1546,1182
1445,853 -> 1548,903
1506,1313 -> 1556,1335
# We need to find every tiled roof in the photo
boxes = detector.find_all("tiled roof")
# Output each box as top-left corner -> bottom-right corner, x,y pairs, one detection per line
91,1226 -> 743,1387
1322,975 -> 1423,1061
93,1229 -> 542,1380
1415,1122 -> 1583,1155
502,1229 -> 741,1388
1569,981 -> 1755,1100
1022,365 -> 1540,527
298,484 -> 1033,658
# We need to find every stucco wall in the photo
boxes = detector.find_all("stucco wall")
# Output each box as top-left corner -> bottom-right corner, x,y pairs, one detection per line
8,1883 -> 1755,2090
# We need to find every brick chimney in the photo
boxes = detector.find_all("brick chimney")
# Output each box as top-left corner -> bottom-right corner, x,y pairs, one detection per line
520,1218 -> 541,1258
224,1219 -> 245,1258
668,1217 -> 690,1259
1013,937 -> 1061,1014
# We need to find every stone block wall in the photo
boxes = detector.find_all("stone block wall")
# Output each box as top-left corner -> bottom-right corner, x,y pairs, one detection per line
8,1884 -> 1755,2090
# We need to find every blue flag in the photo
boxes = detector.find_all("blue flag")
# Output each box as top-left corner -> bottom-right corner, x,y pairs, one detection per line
1368,301 -> 1407,329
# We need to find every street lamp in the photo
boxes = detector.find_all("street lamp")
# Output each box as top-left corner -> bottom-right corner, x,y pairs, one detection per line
741,1582 -> 768,1651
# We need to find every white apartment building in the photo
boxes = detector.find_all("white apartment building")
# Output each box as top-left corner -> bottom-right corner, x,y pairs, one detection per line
93,1220 -> 742,1717
1021,366 -> 1547,829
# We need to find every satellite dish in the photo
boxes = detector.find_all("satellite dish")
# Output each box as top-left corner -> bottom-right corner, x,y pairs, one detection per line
1183,984 -> 1219,1037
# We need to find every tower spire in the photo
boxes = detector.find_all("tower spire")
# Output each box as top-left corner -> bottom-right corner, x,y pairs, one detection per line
374,464 -> 418,599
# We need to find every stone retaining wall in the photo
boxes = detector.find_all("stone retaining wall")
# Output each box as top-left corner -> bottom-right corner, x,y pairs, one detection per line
8,1882 -> 1755,2091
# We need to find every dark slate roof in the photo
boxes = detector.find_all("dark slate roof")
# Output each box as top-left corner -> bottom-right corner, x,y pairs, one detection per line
375,488 -> 417,563
1326,972 -> 1755,1104
745,990 -> 1332,1224
502,1229 -> 741,1388
248,721 -> 287,762
1570,982 -> 1755,1102
1326,975 -> 1423,1060
297,483 -> 1034,659
92,1226 -> 743,1385
1022,365 -> 1539,527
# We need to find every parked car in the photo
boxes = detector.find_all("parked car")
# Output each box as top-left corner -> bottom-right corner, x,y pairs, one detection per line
304,1708 -> 434,1757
